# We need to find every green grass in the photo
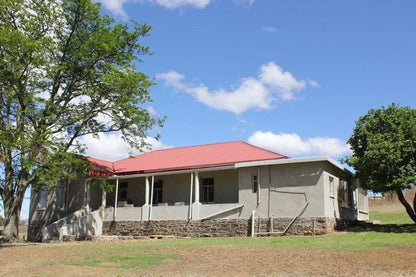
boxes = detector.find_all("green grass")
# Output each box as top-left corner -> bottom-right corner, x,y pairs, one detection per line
50,212 -> 415,271
64,252 -> 178,269
370,210 -> 415,225
51,233 -> 416,271
142,231 -> 416,250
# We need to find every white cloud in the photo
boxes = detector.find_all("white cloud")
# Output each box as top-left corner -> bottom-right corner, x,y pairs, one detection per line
233,0 -> 256,6
262,26 -> 278,33
151,0 -> 211,9
147,106 -> 160,117
80,133 -> 171,161
99,0 -> 129,19
259,62 -> 306,100
99,0 -> 211,19
308,137 -> 350,157
157,71 -> 271,114
158,62 -> 314,114
308,78 -> 320,87
248,131 -> 351,157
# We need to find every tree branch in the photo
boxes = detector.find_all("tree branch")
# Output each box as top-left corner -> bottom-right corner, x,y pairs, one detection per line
413,191 -> 416,216
396,188 -> 416,223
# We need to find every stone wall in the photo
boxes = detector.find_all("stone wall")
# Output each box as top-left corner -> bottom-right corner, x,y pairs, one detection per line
253,217 -> 335,236
103,219 -> 250,237
103,217 -> 335,237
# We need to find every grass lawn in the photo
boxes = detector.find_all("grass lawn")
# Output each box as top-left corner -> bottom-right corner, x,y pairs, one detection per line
1,211 -> 415,276
370,210 -> 415,224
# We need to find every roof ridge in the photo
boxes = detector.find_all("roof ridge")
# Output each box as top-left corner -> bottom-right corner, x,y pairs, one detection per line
157,140 -> 243,151
113,141 -> 244,163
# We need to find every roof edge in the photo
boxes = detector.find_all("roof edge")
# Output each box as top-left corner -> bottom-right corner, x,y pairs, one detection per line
235,156 -> 352,175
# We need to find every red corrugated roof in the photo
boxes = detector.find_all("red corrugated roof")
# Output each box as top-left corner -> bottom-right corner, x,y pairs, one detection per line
87,141 -> 288,176
86,157 -> 114,177
114,141 -> 287,174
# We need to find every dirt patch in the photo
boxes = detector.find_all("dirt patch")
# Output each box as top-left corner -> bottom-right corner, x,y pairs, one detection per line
136,245 -> 416,276
0,242 -> 415,276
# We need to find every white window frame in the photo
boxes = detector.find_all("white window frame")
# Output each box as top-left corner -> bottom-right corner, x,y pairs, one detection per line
252,174 -> 258,193
329,176 -> 335,199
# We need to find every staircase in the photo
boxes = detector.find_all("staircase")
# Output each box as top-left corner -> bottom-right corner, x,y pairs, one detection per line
42,207 -> 104,242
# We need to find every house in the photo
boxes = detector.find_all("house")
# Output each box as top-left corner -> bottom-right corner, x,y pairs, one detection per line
28,141 -> 369,242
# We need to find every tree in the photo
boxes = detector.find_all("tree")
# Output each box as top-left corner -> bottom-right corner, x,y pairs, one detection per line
0,0 -> 162,240
346,104 -> 416,223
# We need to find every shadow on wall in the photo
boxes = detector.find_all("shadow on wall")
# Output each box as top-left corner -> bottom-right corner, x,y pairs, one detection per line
66,175 -> 87,215
43,208 -> 103,241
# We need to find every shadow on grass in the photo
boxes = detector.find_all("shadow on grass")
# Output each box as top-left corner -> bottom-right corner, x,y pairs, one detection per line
338,222 -> 416,233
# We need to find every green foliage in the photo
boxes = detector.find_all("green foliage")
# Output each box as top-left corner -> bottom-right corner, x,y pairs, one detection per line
346,104 -> 416,192
0,0 -> 162,239
345,103 -> 416,222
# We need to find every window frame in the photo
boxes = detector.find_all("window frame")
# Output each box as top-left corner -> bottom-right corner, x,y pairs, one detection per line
329,176 -> 335,199
252,174 -> 258,193
338,179 -> 354,208
38,188 -> 48,210
152,179 -> 163,205
200,177 -> 214,204
119,182 -> 128,200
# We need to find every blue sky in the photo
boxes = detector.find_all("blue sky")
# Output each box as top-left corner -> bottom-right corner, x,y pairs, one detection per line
17,0 -> 416,220
83,0 -> 416,162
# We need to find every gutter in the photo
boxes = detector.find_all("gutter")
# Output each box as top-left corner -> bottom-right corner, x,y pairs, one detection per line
106,165 -> 236,180
236,156 -> 352,175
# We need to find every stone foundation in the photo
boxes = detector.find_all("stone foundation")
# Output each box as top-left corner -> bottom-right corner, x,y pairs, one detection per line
103,219 -> 250,237
253,217 -> 335,236
103,217 -> 335,237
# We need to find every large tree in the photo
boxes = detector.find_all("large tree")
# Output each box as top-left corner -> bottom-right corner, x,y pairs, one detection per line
0,0 -> 162,240
346,104 -> 416,223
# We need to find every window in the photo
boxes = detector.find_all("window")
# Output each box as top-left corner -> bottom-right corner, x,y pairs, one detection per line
200,178 -> 214,203
38,189 -> 48,210
152,179 -> 163,205
252,174 -> 258,193
338,180 -> 353,207
119,182 -> 128,200
56,184 -> 65,209
329,177 -> 335,198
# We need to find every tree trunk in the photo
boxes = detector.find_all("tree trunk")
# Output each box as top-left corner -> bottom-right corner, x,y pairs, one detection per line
396,188 -> 416,223
3,197 -> 22,241
413,190 -> 416,216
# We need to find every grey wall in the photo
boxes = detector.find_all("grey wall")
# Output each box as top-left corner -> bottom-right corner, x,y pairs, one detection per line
238,162 -> 326,219
28,173 -> 88,241
160,173 -> 191,204
321,162 -> 358,220
198,170 -> 239,204
66,174 -> 87,215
